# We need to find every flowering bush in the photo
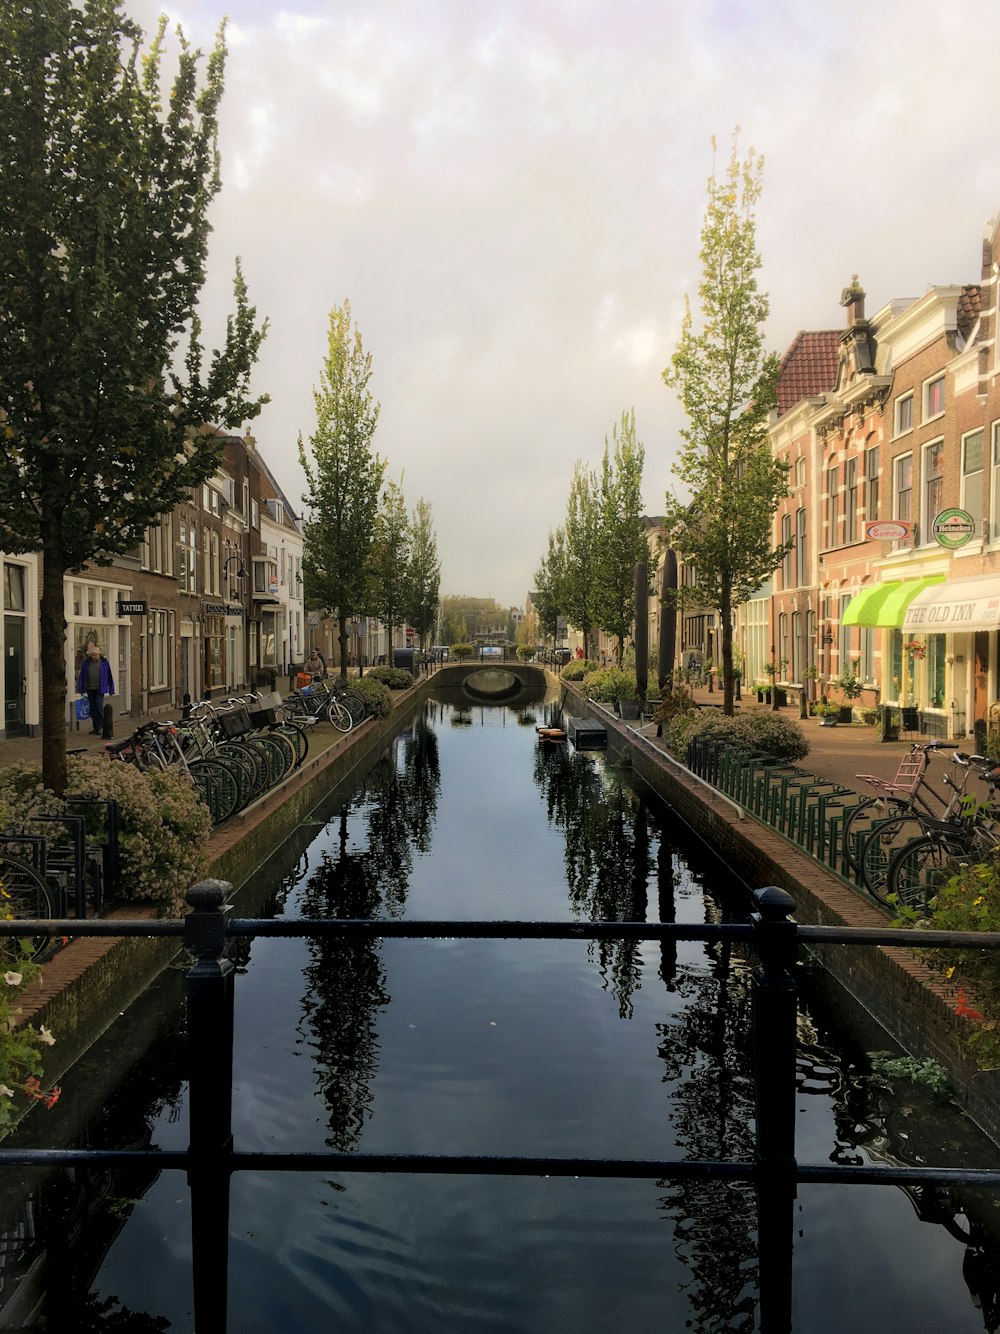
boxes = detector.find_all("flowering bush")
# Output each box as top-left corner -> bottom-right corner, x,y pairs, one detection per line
903,639 -> 927,659
0,892 -> 59,1136
0,757 -> 210,913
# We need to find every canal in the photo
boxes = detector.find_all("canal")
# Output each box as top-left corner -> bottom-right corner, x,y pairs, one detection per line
4,685 -> 1000,1331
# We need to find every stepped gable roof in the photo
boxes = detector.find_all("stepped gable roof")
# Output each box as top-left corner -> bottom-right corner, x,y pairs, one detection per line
775,329 -> 841,417
958,284 -> 981,341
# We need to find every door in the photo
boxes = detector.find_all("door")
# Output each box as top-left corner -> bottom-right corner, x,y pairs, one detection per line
3,617 -> 26,737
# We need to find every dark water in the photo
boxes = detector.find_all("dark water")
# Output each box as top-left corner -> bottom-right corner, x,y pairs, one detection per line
5,692 -> 1000,1332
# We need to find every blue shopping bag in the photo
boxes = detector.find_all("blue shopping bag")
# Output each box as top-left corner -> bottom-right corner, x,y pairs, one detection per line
75,696 -> 90,722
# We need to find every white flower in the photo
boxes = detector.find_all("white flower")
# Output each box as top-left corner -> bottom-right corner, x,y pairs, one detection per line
37,1026 -> 55,1046
3,972 -> 22,986
0,1086 -> 13,1098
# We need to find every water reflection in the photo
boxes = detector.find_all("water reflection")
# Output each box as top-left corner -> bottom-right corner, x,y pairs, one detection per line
297,718 -> 441,1150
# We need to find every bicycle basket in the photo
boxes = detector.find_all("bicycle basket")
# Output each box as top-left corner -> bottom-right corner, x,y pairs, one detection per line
249,707 -> 278,726
219,706 -> 251,739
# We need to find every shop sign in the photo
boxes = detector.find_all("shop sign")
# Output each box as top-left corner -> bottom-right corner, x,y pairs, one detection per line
932,508 -> 976,549
864,520 -> 910,540
117,599 -> 147,616
204,602 -> 247,617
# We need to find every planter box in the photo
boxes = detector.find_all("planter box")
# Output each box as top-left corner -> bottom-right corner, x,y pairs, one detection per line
616,699 -> 642,719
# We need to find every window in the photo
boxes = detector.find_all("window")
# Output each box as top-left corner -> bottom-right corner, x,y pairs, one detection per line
202,484 -> 220,516
924,375 -> 945,421
206,615 -> 224,689
894,393 -> 913,435
865,445 -> 880,524
860,626 -> 874,684
838,595 -> 852,676
781,514 -> 792,585
962,428 -> 984,532
3,564 -> 25,611
894,454 -> 912,523
251,500 -> 259,529
825,466 -> 839,548
147,609 -> 173,689
794,456 -> 806,489
178,522 -> 197,593
992,422 -> 1000,540
795,508 -> 808,586
922,440 -> 944,540
845,458 -> 858,543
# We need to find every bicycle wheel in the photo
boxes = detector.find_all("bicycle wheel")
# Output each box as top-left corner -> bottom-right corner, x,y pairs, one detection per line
339,689 -> 367,725
859,814 -> 930,904
842,797 -> 908,877
886,834 -> 969,912
253,733 -> 296,784
187,758 -> 241,826
0,853 -> 54,961
325,696 -> 353,732
271,721 -> 308,767
215,743 -> 261,806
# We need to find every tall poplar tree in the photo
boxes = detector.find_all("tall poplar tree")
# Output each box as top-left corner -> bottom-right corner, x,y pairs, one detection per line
562,462 -> 598,659
663,136 -> 789,715
0,2 -> 268,791
369,476 -> 411,666
532,526 -> 566,648
404,498 -> 441,653
593,409 -> 647,666
300,300 -> 385,677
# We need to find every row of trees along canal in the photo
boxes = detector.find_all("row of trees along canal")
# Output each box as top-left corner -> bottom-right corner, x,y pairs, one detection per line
532,136 -> 791,713
0,1 -> 441,796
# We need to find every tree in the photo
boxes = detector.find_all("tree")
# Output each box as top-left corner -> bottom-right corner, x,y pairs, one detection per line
369,476 -> 411,666
0,2 -> 268,792
561,462 -> 599,659
404,498 -> 441,653
299,300 -> 385,677
662,135 -> 789,715
593,409 -> 647,666
532,526 -> 566,647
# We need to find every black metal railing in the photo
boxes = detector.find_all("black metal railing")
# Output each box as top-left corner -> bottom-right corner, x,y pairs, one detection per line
3,882 -> 1000,1333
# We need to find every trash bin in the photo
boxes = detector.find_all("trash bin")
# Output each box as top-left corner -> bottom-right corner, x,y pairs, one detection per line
392,647 -> 416,673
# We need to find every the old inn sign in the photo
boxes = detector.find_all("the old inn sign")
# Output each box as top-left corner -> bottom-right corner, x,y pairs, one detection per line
902,575 -> 1000,632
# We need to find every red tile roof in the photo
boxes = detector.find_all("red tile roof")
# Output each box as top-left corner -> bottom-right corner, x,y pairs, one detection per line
775,330 -> 841,417
957,285 -> 981,341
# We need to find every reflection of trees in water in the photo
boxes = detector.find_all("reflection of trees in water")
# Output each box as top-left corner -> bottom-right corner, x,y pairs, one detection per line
298,719 -> 441,1151
532,746 -> 652,1016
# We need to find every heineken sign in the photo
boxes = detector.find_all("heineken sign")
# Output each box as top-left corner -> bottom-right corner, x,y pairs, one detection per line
932,508 -> 976,549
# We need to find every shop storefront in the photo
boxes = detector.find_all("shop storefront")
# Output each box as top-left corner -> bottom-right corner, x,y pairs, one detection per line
66,577 -> 133,723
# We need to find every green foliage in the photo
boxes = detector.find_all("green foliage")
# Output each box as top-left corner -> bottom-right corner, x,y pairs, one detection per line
438,597 -> 509,645
532,528 -> 566,645
369,475 -> 411,651
351,676 -> 392,719
653,684 -> 699,726
581,666 -> 640,703
832,660 -> 863,700
867,1052 -> 952,1099
404,498 -> 441,649
450,643 -> 474,661
0,757 -> 210,912
0,3 -> 269,790
662,134 -> 789,711
299,300 -> 385,670
812,700 -> 842,718
562,462 -> 599,655
592,409 -> 647,666
367,666 -> 414,689
667,709 -> 810,762
0,935 -> 54,1137
515,645 -> 536,661
560,659 -> 598,681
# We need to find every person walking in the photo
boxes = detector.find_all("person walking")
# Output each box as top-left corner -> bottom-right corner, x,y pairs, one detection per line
75,644 -> 115,736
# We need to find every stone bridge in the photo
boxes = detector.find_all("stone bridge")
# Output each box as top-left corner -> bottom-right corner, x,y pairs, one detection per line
428,661 -> 551,703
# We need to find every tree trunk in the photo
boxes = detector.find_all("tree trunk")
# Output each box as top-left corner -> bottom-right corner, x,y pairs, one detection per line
338,614 -> 349,680
720,583 -> 735,716
40,547 -> 69,794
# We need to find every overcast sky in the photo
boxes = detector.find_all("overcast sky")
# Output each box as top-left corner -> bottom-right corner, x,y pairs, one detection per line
123,0 -> 1000,607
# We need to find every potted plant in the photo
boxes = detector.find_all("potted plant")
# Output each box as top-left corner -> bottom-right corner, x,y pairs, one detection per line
813,700 -> 841,726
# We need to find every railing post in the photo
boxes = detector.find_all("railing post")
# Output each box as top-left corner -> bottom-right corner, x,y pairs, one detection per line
185,879 -> 235,1333
750,886 -> 798,1334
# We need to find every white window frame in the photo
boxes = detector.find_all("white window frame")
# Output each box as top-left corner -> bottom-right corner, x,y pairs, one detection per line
961,427 -> 984,535
923,373 -> 945,423
991,421 -> 1000,542
921,438 -> 944,545
893,392 -> 914,437
147,609 -> 173,689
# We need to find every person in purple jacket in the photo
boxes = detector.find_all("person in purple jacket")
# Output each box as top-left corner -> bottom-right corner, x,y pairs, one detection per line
75,644 -> 115,736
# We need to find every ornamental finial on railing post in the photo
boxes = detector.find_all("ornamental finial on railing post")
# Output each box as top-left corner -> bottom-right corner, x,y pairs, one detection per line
184,879 -> 233,962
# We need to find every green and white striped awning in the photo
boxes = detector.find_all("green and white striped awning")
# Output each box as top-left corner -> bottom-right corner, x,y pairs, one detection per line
840,576 -> 945,628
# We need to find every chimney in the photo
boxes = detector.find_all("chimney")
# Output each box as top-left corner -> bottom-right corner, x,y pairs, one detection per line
840,275 -> 865,326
